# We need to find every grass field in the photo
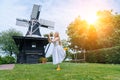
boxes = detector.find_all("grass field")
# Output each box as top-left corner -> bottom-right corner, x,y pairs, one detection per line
0,63 -> 120,80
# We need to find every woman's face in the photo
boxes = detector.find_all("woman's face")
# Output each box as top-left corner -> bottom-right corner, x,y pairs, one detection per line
54,32 -> 59,37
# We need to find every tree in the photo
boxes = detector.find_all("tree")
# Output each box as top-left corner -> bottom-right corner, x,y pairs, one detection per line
96,10 -> 115,48
67,17 -> 89,50
67,16 -> 98,50
67,10 -> 120,50
85,25 -> 98,50
110,14 -> 120,46
0,29 -> 23,56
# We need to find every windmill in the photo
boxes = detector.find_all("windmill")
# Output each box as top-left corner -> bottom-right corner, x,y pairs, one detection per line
13,4 -> 54,63
16,4 -> 54,37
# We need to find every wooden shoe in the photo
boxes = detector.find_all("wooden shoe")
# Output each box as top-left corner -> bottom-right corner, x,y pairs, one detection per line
56,67 -> 61,71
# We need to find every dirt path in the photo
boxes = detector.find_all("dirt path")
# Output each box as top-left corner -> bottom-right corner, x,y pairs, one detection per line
0,64 -> 15,70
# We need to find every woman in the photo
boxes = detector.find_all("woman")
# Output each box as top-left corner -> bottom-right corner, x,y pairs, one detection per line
47,32 -> 66,71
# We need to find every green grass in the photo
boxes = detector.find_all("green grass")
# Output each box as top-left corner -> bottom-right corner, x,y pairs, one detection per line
0,63 -> 120,80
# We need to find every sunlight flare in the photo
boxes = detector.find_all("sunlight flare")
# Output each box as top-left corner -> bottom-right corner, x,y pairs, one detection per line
84,14 -> 98,25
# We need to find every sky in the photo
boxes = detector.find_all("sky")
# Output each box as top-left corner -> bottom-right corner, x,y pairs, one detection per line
0,0 -> 120,39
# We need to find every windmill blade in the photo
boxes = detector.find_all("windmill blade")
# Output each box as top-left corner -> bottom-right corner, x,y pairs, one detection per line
16,18 -> 29,27
39,19 -> 54,29
31,4 -> 41,20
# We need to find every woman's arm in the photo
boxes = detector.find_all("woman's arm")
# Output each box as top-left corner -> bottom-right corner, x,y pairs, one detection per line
52,37 -> 59,42
48,34 -> 52,43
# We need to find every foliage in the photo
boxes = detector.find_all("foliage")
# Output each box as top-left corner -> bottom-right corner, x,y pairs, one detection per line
67,10 -> 120,50
47,56 -> 52,62
110,14 -> 120,46
85,46 -> 120,64
0,28 -> 23,56
0,63 -> 120,80
67,17 -> 89,50
96,10 -> 115,48
0,56 -> 16,64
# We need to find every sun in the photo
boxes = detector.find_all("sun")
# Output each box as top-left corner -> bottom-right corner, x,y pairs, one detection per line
84,14 -> 98,24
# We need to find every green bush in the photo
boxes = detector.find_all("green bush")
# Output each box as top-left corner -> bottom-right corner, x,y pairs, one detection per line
85,46 -> 120,64
86,49 -> 106,63
0,56 -> 16,64
47,56 -> 52,62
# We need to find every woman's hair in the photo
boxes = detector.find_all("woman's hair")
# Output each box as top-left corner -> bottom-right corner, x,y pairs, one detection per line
54,32 -> 62,45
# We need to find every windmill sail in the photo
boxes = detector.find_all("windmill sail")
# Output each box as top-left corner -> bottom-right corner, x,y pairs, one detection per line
39,19 -> 54,29
16,18 -> 29,27
31,4 -> 41,20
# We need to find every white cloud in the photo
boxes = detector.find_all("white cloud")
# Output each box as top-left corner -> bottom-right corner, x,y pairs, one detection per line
0,0 -> 120,39
0,0 -> 29,34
